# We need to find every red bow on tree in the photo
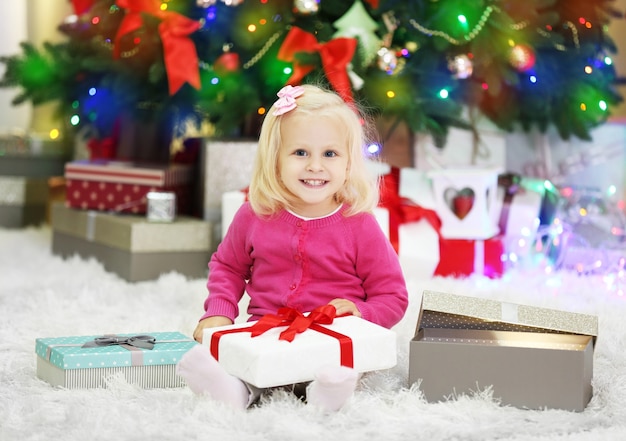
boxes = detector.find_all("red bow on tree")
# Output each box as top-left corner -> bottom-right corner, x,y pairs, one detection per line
277,27 -> 357,104
114,0 -> 201,95
71,0 -> 94,15
379,167 -> 442,253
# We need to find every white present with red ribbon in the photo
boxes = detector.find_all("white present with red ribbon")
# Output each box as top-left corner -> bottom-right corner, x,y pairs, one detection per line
203,306 -> 397,388
377,167 -> 442,278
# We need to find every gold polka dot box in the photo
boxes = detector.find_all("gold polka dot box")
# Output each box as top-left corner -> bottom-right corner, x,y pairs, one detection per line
35,332 -> 197,389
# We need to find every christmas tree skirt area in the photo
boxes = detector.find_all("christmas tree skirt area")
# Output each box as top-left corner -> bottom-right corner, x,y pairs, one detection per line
2,227 -> 626,441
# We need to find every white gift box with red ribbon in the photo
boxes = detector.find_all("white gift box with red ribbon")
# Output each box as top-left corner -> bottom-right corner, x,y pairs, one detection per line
381,168 -> 542,277
203,311 -> 397,388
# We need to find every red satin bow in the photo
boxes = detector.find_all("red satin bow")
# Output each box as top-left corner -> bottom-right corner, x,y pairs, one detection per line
379,167 -> 442,252
250,305 -> 336,342
210,305 -> 354,368
72,0 -> 94,14
277,27 -> 357,104
87,137 -> 116,160
114,0 -> 201,95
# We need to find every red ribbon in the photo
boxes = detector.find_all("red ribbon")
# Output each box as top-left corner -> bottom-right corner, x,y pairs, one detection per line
71,0 -> 94,14
210,306 -> 354,369
277,27 -> 357,104
87,137 -> 116,160
378,167 -> 442,253
114,0 -> 201,95
363,0 -> 379,9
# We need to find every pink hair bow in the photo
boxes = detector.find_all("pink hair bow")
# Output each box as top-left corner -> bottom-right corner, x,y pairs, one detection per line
272,85 -> 305,116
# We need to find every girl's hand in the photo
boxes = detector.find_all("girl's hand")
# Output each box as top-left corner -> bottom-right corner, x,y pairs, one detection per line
193,316 -> 234,343
329,298 -> 362,318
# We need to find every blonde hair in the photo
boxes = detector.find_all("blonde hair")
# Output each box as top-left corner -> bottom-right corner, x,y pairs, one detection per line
249,85 -> 379,217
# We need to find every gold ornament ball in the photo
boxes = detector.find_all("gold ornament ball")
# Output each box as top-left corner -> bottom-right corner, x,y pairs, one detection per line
448,54 -> 473,79
293,0 -> 320,14
509,44 -> 536,72
377,47 -> 399,74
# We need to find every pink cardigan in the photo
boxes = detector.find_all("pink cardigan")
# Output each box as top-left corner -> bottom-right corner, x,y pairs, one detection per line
201,203 -> 409,329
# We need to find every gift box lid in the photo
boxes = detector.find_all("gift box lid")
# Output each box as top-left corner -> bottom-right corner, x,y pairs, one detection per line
35,332 -> 197,370
51,202 -> 212,252
65,160 -> 192,187
416,290 -> 598,339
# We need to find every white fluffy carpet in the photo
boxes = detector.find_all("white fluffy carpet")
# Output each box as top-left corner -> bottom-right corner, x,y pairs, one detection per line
1,227 -> 626,441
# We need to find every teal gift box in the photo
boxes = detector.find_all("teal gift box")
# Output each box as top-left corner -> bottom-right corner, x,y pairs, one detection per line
35,331 -> 197,389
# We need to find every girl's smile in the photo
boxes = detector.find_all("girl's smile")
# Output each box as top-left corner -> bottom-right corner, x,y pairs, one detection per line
278,113 -> 349,218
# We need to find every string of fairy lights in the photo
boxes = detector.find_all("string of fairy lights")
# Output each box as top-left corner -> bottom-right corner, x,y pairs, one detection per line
30,0 -> 616,156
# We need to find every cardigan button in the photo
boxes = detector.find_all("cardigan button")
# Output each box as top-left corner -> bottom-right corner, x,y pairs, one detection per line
289,284 -> 296,290
296,220 -> 303,227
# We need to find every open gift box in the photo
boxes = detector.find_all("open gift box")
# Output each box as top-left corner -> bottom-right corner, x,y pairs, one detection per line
409,291 -> 598,411
203,310 -> 397,389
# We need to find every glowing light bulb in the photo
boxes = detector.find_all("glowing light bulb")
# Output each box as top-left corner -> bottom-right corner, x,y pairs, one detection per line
88,88 -> 96,96
70,115 -> 80,126
599,100 -> 608,111
386,90 -> 396,98
367,143 -> 381,155
49,129 -> 60,140
439,89 -> 449,99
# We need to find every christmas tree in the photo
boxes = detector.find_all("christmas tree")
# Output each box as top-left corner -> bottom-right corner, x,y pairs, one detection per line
0,0 -> 623,160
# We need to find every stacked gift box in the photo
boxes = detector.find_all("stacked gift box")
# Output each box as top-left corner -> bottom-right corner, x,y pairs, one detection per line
64,160 -> 194,215
51,157 -> 219,282
0,133 -> 70,228
51,202 -> 213,282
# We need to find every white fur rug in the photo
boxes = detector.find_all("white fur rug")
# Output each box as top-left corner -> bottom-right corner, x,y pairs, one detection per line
1,227 -> 626,441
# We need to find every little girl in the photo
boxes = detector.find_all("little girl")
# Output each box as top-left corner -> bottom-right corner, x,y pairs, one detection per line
177,84 -> 409,411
